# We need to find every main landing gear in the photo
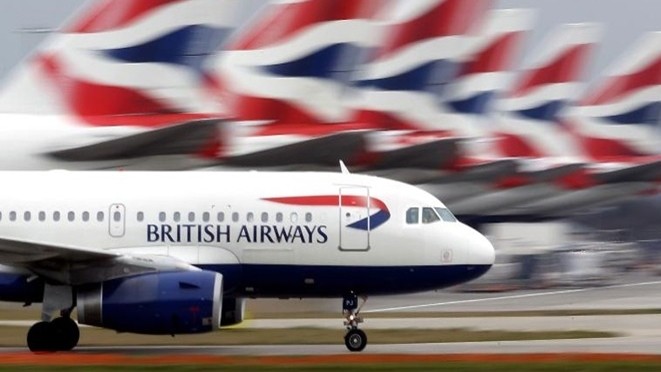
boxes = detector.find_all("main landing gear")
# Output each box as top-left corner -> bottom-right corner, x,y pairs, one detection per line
342,292 -> 368,352
27,284 -> 80,352
27,311 -> 80,352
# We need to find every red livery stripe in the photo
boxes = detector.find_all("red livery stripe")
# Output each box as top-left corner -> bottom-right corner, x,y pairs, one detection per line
68,0 -> 183,33
263,195 -> 389,213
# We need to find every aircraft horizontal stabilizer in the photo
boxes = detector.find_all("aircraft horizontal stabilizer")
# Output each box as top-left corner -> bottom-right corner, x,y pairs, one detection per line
372,138 -> 460,170
223,131 -> 366,167
47,119 -> 220,162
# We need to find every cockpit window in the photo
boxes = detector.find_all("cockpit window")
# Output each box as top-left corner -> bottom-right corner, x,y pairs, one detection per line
406,207 -> 419,224
435,207 -> 457,222
422,207 -> 440,224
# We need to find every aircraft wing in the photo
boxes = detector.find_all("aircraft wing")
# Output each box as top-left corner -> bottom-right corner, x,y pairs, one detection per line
0,236 -> 198,285
593,160 -> 661,183
222,131 -> 366,167
369,138 -> 460,170
47,118 -> 220,162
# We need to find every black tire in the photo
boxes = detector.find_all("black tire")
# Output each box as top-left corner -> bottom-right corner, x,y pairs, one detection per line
27,321 -> 55,352
344,329 -> 367,352
51,317 -> 80,351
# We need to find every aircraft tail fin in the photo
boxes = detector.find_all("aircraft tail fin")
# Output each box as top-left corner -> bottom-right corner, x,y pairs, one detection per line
217,0 -> 385,126
570,31 -> 661,160
494,23 -> 600,159
0,0 -> 244,126
351,0 -> 492,131
446,8 -> 534,116
500,23 -> 601,122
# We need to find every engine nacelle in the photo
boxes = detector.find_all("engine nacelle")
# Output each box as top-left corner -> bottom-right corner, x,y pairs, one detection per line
77,271 -> 222,335
220,297 -> 245,326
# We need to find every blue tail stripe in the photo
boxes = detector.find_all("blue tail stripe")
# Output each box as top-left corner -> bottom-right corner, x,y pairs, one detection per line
101,25 -> 231,73
512,100 -> 568,122
601,102 -> 661,126
448,92 -> 497,115
261,43 -> 371,83
357,60 -> 460,94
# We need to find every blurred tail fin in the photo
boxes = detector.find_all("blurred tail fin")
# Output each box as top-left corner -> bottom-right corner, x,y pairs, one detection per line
0,0 -> 244,126
217,0 -> 385,126
570,32 -> 661,160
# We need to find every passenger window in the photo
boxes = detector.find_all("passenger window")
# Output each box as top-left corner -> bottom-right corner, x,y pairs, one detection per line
53,211 -> 60,222
202,212 -> 210,222
261,212 -> 268,223
305,212 -> 312,223
96,211 -> 104,222
232,212 -> 239,222
276,212 -> 283,223
137,212 -> 144,222
188,212 -> 195,222
406,208 -> 419,224
158,212 -> 166,222
290,212 -> 298,223
82,211 -> 90,222
0,212 -> 2,221
38,211 -> 45,222
113,211 -> 121,222
422,208 -> 440,224
217,212 -> 225,222
68,211 -> 75,222
24,211 -> 31,222
173,212 -> 181,222
435,207 -> 457,222
247,212 -> 254,223
9,211 -> 16,222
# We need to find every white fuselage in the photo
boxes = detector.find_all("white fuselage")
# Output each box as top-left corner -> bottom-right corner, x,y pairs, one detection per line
0,171 -> 494,297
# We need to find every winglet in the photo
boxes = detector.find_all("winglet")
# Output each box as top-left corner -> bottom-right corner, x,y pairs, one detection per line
339,160 -> 351,174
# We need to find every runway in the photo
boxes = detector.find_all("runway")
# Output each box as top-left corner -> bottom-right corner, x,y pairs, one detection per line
2,273 -> 661,358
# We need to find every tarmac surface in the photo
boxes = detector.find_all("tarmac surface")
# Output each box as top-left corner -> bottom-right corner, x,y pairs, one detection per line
3,273 -> 661,357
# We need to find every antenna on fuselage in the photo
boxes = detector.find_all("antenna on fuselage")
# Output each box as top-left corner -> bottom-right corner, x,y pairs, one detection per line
339,160 -> 351,174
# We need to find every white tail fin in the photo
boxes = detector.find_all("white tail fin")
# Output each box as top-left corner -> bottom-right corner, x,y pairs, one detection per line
0,0 -> 245,126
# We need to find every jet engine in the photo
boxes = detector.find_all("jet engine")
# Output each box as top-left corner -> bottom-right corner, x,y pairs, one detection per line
77,271 -> 222,335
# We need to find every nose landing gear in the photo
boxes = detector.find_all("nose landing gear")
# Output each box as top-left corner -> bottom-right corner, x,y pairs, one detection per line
342,292 -> 367,352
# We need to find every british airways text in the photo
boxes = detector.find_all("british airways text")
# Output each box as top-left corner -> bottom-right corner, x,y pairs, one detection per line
147,224 -> 329,244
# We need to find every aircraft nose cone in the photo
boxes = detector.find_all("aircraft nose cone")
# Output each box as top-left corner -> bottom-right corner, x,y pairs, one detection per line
465,224 -> 495,266
470,232 -> 496,266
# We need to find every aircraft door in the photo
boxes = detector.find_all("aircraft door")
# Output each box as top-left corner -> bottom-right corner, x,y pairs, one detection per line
339,187 -> 370,251
109,204 -> 126,238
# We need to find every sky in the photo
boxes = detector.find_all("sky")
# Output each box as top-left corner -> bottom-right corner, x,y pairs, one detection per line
0,0 -> 657,82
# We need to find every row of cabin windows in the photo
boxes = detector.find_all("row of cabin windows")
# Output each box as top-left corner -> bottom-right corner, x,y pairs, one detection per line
153,211 -> 314,224
0,211 -> 106,223
0,210 -> 315,224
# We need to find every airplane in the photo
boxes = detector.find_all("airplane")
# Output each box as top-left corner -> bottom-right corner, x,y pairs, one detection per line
0,168 -> 494,352
0,0 -> 244,170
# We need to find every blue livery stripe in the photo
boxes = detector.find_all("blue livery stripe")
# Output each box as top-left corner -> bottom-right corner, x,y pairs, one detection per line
199,263 -> 492,297
448,91 -> 496,115
261,43 -> 371,83
601,102 -> 661,126
347,210 -> 390,230
357,60 -> 460,94
102,25 -> 231,72
512,100 -> 567,122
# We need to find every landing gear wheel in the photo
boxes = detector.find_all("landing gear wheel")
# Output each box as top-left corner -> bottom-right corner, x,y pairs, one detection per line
27,321 -> 55,352
52,317 -> 80,351
345,329 -> 367,352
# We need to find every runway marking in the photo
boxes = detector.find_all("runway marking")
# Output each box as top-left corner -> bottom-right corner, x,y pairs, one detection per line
366,280 -> 661,313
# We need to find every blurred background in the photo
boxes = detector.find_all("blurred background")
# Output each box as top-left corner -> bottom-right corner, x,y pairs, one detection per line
0,0 -> 658,292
